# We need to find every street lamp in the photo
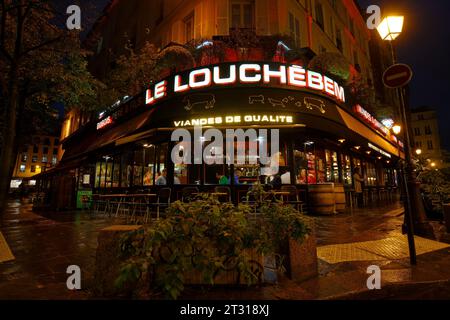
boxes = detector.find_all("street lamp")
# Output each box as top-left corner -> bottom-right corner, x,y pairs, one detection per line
392,124 -> 402,135
377,16 -> 405,41
415,149 -> 422,156
378,15 -> 421,266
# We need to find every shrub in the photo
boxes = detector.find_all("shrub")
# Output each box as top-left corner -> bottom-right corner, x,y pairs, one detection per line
115,193 -> 310,299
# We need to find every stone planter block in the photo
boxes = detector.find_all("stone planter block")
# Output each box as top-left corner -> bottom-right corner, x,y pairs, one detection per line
93,225 -> 143,297
286,225 -> 318,282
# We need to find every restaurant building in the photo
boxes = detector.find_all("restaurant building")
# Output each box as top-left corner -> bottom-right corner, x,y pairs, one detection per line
35,0 -> 404,210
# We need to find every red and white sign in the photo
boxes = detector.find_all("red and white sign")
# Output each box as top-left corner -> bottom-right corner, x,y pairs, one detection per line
383,64 -> 413,88
145,62 -> 346,105
354,105 -> 390,136
96,116 -> 113,130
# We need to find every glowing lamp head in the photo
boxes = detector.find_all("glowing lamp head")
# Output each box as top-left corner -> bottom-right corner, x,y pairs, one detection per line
431,162 -> 436,168
377,16 -> 404,41
392,125 -> 402,135
415,149 -> 422,155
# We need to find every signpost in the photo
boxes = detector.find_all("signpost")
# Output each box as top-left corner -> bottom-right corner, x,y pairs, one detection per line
382,63 -> 413,88
383,62 -> 418,265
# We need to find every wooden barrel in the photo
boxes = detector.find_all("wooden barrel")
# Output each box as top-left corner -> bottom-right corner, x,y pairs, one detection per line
334,184 -> 346,212
308,184 -> 335,215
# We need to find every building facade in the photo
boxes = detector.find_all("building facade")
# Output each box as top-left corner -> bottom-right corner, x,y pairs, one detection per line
11,135 -> 60,189
87,0 -> 373,83
36,0 -> 404,210
411,106 -> 444,169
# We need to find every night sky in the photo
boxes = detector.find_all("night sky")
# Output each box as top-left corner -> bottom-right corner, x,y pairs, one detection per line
358,0 -> 450,149
66,0 -> 450,149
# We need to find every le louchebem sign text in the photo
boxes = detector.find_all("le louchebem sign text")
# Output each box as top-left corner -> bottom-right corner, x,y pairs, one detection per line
145,62 -> 346,106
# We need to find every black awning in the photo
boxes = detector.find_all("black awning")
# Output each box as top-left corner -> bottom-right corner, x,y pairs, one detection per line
62,108 -> 154,161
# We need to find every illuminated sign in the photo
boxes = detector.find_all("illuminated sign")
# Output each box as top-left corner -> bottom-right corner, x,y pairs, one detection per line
146,62 -> 346,106
354,105 -> 403,149
174,114 -> 294,127
354,105 -> 390,136
368,143 -> 391,158
96,116 -> 113,130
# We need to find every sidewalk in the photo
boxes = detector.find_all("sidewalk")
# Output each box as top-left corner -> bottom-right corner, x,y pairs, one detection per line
1,198 -> 450,300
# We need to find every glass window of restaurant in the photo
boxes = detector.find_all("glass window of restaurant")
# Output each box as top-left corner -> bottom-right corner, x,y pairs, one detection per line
93,143 -> 165,190
340,153 -> 352,185
293,140 -> 333,185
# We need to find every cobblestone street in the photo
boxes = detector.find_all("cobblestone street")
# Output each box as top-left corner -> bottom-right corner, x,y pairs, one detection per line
1,198 -> 450,300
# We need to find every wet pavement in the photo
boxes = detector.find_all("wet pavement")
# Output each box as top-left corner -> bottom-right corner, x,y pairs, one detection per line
1,197 -> 450,300
0,198 -> 126,299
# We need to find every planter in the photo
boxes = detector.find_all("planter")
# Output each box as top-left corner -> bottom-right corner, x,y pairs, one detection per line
183,248 -> 265,285
280,223 -> 318,282
93,225 -> 143,297
308,183 -> 336,215
443,204 -> 450,233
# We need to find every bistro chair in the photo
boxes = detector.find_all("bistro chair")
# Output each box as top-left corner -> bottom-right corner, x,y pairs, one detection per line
214,186 -> 232,203
154,188 -> 172,220
181,187 -> 199,202
281,185 -> 305,213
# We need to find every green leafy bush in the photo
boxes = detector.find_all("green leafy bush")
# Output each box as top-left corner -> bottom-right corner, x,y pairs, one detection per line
115,193 -> 311,299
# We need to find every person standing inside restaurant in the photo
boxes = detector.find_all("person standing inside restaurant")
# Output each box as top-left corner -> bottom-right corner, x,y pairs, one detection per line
353,167 -> 364,207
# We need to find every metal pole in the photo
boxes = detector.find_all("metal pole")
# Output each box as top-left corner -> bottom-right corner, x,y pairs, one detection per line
389,41 -> 417,265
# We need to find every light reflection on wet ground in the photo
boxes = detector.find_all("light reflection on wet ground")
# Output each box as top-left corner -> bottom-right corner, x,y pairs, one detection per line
1,198 -> 450,299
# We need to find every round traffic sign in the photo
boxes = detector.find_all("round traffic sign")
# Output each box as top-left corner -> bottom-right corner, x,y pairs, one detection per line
383,64 -> 413,88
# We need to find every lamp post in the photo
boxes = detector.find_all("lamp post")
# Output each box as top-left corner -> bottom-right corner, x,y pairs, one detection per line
377,16 -> 424,265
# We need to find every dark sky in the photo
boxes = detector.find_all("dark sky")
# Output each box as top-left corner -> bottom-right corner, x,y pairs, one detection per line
63,0 -> 450,149
357,0 -> 450,149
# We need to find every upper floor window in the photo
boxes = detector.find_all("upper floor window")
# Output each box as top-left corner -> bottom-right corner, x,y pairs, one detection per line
414,127 -> 421,136
289,12 -> 301,47
417,114 -> 424,120
425,125 -> 432,135
315,2 -> 325,30
427,140 -> 433,150
20,165 -> 26,173
33,145 -> 38,154
21,154 -> 28,162
230,0 -> 255,30
53,148 -> 58,155
336,27 -> 343,52
184,12 -> 195,43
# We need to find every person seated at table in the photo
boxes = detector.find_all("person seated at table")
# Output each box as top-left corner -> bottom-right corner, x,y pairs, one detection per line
215,172 -> 229,185
156,169 -> 167,185
297,169 -> 307,184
